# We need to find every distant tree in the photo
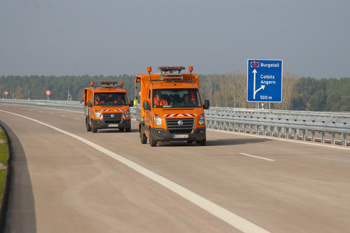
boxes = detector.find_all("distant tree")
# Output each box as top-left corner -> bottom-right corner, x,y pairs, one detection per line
291,95 -> 307,110
325,92 -> 341,111
309,90 -> 326,111
15,87 -> 26,99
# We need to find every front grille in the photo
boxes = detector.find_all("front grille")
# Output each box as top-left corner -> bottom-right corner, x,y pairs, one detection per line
166,118 -> 194,134
103,113 -> 122,123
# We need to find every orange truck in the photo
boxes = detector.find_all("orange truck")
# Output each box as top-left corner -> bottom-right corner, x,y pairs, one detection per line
135,66 -> 210,146
84,80 -> 133,133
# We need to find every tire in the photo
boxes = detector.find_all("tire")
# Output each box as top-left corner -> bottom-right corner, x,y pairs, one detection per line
198,137 -> 206,146
119,128 -> 125,132
149,131 -> 157,147
140,133 -> 147,144
92,124 -> 97,133
86,117 -> 92,132
126,126 -> 131,132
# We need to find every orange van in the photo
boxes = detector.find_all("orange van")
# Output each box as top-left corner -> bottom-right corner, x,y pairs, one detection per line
135,66 -> 210,146
84,80 -> 133,133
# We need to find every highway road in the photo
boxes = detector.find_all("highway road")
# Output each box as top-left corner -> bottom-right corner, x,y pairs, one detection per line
0,104 -> 349,233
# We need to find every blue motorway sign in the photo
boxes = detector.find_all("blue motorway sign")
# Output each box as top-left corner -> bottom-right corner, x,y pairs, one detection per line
247,59 -> 283,102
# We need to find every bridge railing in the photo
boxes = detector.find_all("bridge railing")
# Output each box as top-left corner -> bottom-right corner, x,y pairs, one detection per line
1,99 -> 349,146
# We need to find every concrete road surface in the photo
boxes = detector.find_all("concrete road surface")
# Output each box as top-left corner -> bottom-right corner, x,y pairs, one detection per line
0,104 -> 349,233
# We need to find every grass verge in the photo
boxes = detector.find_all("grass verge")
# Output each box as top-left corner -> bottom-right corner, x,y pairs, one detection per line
0,126 -> 8,203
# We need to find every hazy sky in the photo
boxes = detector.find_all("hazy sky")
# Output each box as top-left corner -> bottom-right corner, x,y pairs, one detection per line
1,0 -> 349,79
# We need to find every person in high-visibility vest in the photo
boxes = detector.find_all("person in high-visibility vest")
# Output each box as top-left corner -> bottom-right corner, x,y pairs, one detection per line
154,92 -> 168,106
114,95 -> 125,104
189,90 -> 196,103
95,95 -> 105,105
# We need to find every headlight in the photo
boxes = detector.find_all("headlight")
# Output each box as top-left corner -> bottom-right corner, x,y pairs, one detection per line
155,114 -> 162,126
199,114 -> 205,125
95,111 -> 102,119
125,110 -> 130,118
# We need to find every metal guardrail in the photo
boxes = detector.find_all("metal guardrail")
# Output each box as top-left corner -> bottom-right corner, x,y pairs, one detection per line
1,99 -> 349,146
0,99 -> 84,111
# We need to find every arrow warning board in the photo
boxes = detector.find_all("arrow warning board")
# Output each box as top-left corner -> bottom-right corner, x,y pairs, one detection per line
247,59 -> 283,102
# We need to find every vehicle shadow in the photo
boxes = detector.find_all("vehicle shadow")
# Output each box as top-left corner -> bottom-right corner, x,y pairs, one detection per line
157,138 -> 271,147
206,138 -> 272,146
98,129 -> 139,133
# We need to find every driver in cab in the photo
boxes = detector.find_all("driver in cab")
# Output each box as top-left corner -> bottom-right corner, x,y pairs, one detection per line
153,92 -> 168,106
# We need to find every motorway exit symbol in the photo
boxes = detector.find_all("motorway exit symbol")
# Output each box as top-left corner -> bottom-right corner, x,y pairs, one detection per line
247,59 -> 283,102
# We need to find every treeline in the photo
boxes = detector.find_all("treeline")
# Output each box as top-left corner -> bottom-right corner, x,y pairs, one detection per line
0,75 -> 136,101
199,73 -> 350,111
1,74 -> 350,111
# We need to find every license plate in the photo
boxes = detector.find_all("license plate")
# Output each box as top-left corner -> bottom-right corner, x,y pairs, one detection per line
108,124 -> 119,127
173,134 -> 189,139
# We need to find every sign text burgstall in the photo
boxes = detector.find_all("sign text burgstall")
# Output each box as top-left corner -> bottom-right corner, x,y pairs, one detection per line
247,59 -> 283,102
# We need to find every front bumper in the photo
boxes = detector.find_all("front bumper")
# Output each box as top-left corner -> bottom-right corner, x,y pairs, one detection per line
150,127 -> 206,142
92,119 -> 131,130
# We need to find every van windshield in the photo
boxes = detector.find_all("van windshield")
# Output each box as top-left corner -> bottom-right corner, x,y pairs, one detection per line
152,89 -> 202,108
94,93 -> 127,106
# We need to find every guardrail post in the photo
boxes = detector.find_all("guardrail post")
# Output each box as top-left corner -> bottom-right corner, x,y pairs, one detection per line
341,133 -> 347,146
268,126 -> 272,136
293,128 -> 298,139
277,127 -> 281,137
286,128 -> 291,139
249,124 -> 253,134
243,124 -> 247,133
255,124 -> 259,135
262,125 -> 266,136
321,131 -> 325,143
331,132 -> 336,145
296,129 -> 300,139
302,129 -> 307,141
311,130 -> 315,142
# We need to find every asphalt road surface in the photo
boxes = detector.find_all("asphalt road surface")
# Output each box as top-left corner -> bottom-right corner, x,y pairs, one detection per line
0,104 -> 349,233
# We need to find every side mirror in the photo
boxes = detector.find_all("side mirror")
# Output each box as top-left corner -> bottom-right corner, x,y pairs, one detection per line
143,100 -> 150,110
203,100 -> 210,109
87,101 -> 92,107
129,100 -> 134,107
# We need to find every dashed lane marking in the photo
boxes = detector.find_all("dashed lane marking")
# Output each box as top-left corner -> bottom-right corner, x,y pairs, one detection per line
239,153 -> 275,162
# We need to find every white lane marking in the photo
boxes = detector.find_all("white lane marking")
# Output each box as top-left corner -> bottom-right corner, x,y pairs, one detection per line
207,128 -> 350,151
239,153 -> 275,162
49,113 -> 54,115
61,115 -> 66,117
74,118 -> 80,120
0,109 -> 270,233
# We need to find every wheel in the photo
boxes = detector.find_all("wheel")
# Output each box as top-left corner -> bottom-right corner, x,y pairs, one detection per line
149,131 -> 157,147
198,137 -> 206,146
126,126 -> 131,132
140,133 -> 147,144
119,128 -> 125,132
92,124 -> 97,133
86,117 -> 92,132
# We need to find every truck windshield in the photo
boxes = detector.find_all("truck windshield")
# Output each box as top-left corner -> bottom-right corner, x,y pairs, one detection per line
152,89 -> 202,108
94,93 -> 127,106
